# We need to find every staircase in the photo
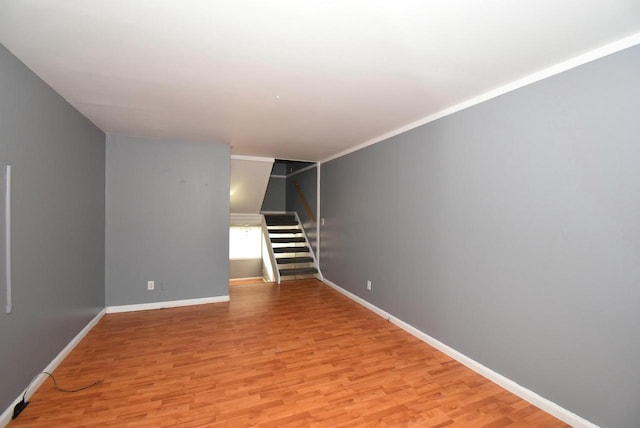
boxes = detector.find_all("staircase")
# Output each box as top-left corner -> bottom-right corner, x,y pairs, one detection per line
264,213 -> 321,283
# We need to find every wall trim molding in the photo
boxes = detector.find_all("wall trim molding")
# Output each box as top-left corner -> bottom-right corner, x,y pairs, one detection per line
230,213 -> 263,226
230,155 -> 274,163
2,295 -> 231,425
316,163 -> 321,267
286,163 -> 317,178
321,278 -> 598,428
0,308 -> 106,427
320,32 -> 640,164
105,295 -> 230,313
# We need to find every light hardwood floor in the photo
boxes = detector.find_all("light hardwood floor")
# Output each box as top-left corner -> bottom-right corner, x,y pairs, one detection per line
11,279 -> 567,427
229,278 -> 268,286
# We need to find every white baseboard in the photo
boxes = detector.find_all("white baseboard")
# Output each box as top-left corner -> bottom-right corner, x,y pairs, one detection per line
322,278 -> 598,428
323,278 -> 391,320
0,308 -> 106,428
105,295 -> 230,313
1,294 -> 230,426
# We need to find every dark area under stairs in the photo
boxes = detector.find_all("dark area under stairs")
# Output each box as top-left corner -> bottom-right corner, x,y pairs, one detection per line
265,214 -> 319,279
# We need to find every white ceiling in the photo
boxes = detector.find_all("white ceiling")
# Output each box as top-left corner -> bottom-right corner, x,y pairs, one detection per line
1,1 -> 639,161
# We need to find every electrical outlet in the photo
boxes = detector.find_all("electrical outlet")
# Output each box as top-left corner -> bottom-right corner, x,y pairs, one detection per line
147,280 -> 155,290
367,280 -> 372,291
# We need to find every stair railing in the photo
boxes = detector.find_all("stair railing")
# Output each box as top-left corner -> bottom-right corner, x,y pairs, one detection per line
292,211 -> 323,281
261,215 -> 281,284
293,181 -> 315,223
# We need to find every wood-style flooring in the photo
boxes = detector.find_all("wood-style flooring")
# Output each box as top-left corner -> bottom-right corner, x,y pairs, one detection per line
229,278 -> 268,286
11,279 -> 567,427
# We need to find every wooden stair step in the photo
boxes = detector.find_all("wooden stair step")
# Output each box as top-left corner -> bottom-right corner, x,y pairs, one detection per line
276,257 -> 314,264
268,228 -> 301,234
271,237 -> 306,243
265,215 -> 298,226
279,267 -> 318,276
273,246 -> 309,253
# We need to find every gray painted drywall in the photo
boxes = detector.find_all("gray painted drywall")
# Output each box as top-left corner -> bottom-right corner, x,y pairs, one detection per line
285,160 -> 315,174
0,44 -> 105,411
105,135 -> 229,306
230,259 -> 263,279
320,45 -> 640,427
271,161 -> 287,176
261,176 -> 286,212
286,166 -> 318,254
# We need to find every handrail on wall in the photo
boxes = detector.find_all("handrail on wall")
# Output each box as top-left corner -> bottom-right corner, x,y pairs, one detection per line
293,181 -> 315,223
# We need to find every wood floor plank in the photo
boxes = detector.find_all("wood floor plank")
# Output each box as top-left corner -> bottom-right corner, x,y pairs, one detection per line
10,279 -> 568,427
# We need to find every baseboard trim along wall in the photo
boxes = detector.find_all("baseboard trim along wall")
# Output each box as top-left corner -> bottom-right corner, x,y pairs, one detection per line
0,309 -> 106,428
322,279 -> 598,428
105,295 -> 230,313
1,283 -> 597,427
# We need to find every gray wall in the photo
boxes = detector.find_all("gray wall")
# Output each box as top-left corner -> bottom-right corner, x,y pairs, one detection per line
0,44 -> 105,411
286,166 -> 318,254
272,161 -> 287,176
320,45 -> 640,428
105,135 -> 229,306
261,176 -> 286,212
230,259 -> 263,279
